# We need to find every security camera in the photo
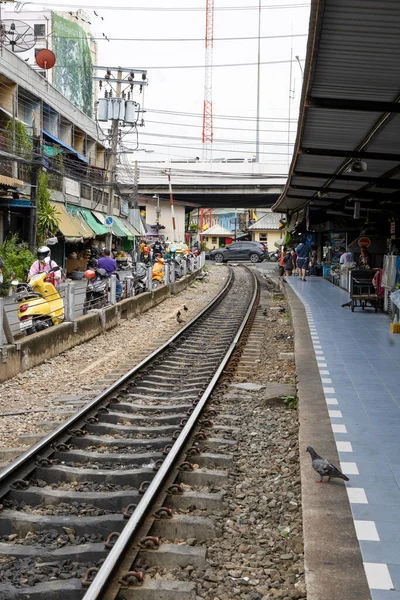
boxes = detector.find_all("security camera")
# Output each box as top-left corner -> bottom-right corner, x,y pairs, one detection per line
350,160 -> 367,173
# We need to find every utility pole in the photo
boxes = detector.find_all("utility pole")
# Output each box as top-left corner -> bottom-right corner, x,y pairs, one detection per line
166,171 -> 177,243
94,65 -> 148,249
106,68 -> 122,251
29,116 -> 40,253
256,0 -> 262,163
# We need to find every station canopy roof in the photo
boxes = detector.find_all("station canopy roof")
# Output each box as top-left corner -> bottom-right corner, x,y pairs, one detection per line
273,0 -> 400,222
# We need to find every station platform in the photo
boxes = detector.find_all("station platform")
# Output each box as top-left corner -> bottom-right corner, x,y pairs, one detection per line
287,276 -> 400,600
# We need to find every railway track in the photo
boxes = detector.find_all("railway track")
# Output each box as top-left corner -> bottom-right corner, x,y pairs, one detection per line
0,265 -> 259,600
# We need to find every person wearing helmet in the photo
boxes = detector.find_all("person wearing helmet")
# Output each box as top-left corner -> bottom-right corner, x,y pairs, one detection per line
28,246 -> 62,286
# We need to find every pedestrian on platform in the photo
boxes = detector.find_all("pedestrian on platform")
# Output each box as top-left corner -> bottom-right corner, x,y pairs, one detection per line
358,247 -> 371,269
295,238 -> 311,282
283,250 -> 293,276
291,249 -> 297,275
340,247 -> 353,265
278,249 -> 285,277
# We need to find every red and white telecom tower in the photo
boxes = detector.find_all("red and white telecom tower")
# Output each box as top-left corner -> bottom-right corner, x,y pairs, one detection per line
200,0 -> 215,234
202,0 -> 214,162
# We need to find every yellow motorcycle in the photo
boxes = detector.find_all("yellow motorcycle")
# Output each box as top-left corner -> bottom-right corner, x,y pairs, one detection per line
13,268 -> 64,335
152,257 -> 165,289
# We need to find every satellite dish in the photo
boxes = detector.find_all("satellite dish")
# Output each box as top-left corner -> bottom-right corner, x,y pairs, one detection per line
0,20 -> 36,53
36,48 -> 56,70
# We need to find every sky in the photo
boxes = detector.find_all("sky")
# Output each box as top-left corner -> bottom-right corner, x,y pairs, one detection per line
15,0 -> 311,174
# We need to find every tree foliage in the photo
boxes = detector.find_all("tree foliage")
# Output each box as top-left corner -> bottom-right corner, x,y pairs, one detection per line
37,171 -> 60,245
0,235 -> 35,295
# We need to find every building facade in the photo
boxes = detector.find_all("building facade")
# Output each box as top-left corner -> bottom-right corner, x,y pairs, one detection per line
248,210 -> 283,249
1,7 -> 97,117
0,44 -> 139,272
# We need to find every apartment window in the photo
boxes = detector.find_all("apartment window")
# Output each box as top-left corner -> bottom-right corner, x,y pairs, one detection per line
37,70 -> 47,79
260,233 -> 268,241
34,24 -> 46,37
211,237 -> 218,244
34,48 -> 45,57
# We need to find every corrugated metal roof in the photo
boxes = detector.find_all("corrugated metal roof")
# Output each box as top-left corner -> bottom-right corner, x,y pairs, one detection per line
248,211 -> 282,230
273,0 -> 400,215
201,224 -> 232,236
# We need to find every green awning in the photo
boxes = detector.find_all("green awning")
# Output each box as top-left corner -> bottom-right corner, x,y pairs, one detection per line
113,216 -> 134,240
67,206 -> 108,236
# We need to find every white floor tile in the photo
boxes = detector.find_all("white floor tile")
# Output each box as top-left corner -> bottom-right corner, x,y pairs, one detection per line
329,410 -> 343,418
332,424 -> 347,433
316,356 -> 326,361
340,461 -> 359,475
323,387 -> 335,394
363,563 -> 394,590
347,487 -> 368,503
319,370 -> 330,375
355,521 -> 379,541
336,441 -> 352,452
318,363 -> 328,368
322,378 -> 333,383
326,398 -> 338,405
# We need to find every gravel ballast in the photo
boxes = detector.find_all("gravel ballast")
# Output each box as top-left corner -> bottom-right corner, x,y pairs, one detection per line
0,266 -> 228,450
144,277 -> 306,600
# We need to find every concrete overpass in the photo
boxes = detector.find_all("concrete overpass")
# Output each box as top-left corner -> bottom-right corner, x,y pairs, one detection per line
118,161 -> 286,208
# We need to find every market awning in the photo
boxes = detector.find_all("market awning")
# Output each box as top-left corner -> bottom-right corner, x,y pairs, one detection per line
43,130 -> 89,164
0,174 -> 24,188
67,205 -> 108,236
91,212 -> 134,239
50,202 -> 85,243
273,0 -> 400,223
123,219 -> 140,237
64,205 -> 95,239
113,216 -> 134,240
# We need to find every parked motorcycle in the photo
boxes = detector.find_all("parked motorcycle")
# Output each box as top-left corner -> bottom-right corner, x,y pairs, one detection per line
152,257 -> 165,289
12,267 -> 64,335
269,250 -> 280,262
132,262 -> 149,294
83,267 -> 108,314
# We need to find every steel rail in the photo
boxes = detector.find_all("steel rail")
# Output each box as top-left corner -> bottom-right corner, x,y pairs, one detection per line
0,268 -> 234,488
82,267 -> 258,600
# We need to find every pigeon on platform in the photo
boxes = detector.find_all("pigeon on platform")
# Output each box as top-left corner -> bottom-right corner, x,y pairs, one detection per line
183,305 -> 188,313
176,310 -> 181,318
262,308 -> 268,316
306,446 -> 349,483
341,301 -> 351,308
177,313 -> 185,324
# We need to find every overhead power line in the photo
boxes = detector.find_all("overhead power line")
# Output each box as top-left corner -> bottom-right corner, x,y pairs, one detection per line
27,3 -> 310,12
52,58 -> 303,70
17,33 -> 308,43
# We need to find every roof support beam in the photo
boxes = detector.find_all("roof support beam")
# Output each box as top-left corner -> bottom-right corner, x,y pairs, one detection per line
291,184 -> 398,200
293,171 -> 400,189
300,147 -> 400,162
309,98 -> 400,113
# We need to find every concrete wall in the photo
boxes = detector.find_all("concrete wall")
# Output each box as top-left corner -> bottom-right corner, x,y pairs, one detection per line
0,270 -> 200,384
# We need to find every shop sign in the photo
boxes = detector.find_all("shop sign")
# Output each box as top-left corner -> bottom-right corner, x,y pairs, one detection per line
330,232 -> 346,263
65,177 -> 80,198
120,199 -> 129,216
358,236 -> 371,248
